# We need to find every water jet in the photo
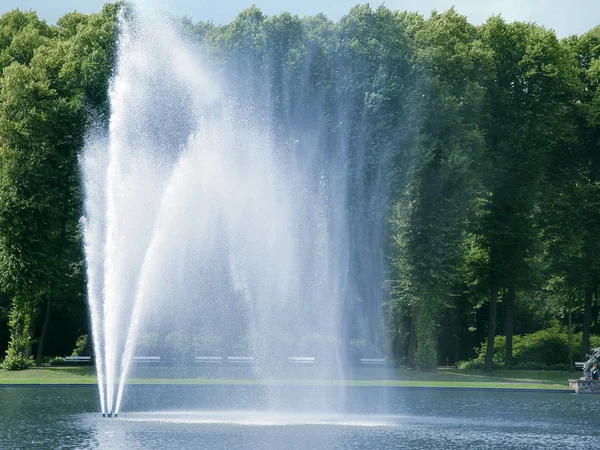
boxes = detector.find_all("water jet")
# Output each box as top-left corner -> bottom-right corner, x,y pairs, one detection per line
82,0 -> 388,417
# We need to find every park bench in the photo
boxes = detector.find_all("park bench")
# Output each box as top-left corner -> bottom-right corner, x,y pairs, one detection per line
195,356 -> 222,363
288,356 -> 315,364
133,356 -> 160,364
360,358 -> 386,365
65,356 -> 92,364
575,362 -> 584,369
227,356 -> 254,363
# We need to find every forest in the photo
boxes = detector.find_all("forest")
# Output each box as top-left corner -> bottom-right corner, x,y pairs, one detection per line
0,2 -> 599,371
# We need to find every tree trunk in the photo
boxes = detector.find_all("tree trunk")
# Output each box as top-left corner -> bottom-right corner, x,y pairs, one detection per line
407,305 -> 418,368
568,289 -> 573,373
582,285 -> 593,360
505,286 -> 515,366
453,307 -> 460,366
485,284 -> 499,372
35,296 -> 52,366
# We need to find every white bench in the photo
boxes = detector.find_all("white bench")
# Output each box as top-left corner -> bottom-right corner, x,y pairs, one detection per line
288,356 -> 315,364
227,356 -> 254,363
134,356 -> 160,364
361,358 -> 386,365
65,356 -> 91,363
195,356 -> 222,363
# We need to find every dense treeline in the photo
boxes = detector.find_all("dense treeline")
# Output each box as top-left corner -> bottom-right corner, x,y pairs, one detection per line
0,3 -> 598,370
0,4 -> 119,368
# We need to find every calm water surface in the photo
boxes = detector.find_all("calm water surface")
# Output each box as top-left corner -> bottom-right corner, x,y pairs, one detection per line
1,385 -> 599,449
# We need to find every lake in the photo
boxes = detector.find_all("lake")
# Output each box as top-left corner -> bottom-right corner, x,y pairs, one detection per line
1,385 -> 598,449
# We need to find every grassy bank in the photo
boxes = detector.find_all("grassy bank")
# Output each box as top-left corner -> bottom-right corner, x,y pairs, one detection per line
0,366 -> 576,390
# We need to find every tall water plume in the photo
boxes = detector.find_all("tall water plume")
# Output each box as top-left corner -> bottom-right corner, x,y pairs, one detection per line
83,2 -> 398,416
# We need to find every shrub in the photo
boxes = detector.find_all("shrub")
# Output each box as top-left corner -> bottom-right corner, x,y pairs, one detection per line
136,332 -> 160,356
72,335 -> 88,356
163,331 -> 193,363
457,360 -> 484,370
49,356 -> 66,366
458,326 -> 600,370
2,352 -> 33,370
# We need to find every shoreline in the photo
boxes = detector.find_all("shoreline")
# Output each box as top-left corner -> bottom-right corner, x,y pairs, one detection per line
0,366 -> 575,391
0,382 -> 573,393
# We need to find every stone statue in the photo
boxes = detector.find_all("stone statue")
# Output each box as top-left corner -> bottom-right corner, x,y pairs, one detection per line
583,347 -> 600,376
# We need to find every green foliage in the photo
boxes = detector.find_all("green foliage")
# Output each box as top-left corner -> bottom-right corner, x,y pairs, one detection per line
163,331 -> 193,363
413,300 -> 439,369
388,8 -> 487,369
4,300 -> 34,368
0,9 -> 53,69
0,3 -> 599,373
2,351 -> 33,370
192,333 -> 223,356
0,4 -> 119,363
71,335 -> 88,356
136,332 -> 160,356
3,301 -> 35,370
48,356 -> 66,366
461,327 -> 600,370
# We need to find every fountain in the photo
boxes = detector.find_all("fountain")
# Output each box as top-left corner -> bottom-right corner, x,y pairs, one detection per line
82,1 -> 390,418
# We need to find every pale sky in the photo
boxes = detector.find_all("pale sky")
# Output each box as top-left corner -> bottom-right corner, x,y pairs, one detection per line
1,0 -> 598,38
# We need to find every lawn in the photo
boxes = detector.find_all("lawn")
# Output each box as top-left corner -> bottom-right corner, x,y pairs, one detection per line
0,366 -> 97,384
0,366 -> 576,390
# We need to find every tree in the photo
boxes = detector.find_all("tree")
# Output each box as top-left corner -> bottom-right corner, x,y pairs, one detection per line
477,18 -> 578,370
0,10 -> 52,69
549,27 -> 600,359
389,8 -> 489,369
0,5 -> 119,367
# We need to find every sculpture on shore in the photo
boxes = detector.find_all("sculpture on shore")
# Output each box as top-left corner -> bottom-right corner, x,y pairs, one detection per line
582,347 -> 600,375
